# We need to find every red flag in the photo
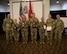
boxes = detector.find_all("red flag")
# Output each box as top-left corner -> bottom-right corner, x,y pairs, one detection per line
28,0 -> 33,19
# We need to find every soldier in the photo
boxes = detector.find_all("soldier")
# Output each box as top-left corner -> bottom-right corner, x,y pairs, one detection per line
54,14 -> 64,45
20,15 -> 29,44
46,14 -> 55,45
12,19 -> 20,43
38,17 -> 46,44
29,13 -> 39,43
3,14 -> 13,43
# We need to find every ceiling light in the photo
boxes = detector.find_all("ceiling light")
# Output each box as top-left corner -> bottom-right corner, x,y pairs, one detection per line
8,1 -> 10,6
8,3 -> 10,6
56,0 -> 59,3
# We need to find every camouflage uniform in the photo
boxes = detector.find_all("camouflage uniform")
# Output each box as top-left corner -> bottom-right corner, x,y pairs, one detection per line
20,19 -> 29,43
3,18 -> 13,41
12,22 -> 20,43
46,18 -> 55,44
38,21 -> 46,44
29,17 -> 39,43
54,19 -> 64,44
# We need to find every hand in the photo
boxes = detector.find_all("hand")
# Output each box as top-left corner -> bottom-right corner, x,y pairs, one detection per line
11,28 -> 13,31
61,31 -> 63,33
3,29 -> 5,31
17,29 -> 19,31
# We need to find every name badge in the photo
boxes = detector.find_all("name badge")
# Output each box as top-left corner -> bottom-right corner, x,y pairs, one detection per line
44,25 -> 46,29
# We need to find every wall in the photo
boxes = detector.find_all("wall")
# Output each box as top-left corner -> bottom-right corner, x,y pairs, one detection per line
10,0 -> 50,22
0,3 -> 10,12
12,1 -> 43,22
61,17 -> 67,27
50,0 -> 67,11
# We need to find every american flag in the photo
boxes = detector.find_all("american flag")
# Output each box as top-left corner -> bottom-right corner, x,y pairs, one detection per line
19,1 -> 23,21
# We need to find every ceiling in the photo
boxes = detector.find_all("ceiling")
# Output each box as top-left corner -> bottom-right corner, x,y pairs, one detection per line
50,0 -> 65,4
0,0 -> 67,4
0,0 -> 9,3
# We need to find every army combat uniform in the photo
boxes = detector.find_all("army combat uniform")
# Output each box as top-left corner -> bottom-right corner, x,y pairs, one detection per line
38,21 -> 46,44
54,19 -> 64,44
46,18 -> 55,44
20,19 -> 29,44
12,22 -> 20,43
3,18 -> 13,42
29,17 -> 39,43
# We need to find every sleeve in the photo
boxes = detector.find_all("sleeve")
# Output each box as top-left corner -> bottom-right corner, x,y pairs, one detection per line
46,19 -> 48,25
38,22 -> 40,29
19,21 -> 22,28
61,20 -> 64,32
25,20 -> 29,28
52,19 -> 55,30
36,18 -> 39,27
17,24 -> 20,31
11,19 -> 14,30
12,23 -> 14,31
2,19 -> 6,30
27,20 -> 29,27
29,19 -> 32,27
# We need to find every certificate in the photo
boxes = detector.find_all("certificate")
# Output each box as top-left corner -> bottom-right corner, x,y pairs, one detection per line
47,26 -> 52,31
44,25 -> 46,29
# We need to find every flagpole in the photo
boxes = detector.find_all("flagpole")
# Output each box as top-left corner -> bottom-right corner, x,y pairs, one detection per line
20,0 -> 22,2
42,0 -> 45,22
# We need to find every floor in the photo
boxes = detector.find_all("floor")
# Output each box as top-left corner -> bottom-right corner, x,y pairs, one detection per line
0,34 -> 67,54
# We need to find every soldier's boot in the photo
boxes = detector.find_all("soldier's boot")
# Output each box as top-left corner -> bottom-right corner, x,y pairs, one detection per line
34,40 -> 37,44
49,42 -> 52,45
31,41 -> 34,44
47,40 -> 50,44
10,40 -> 13,43
57,41 -> 61,46
25,41 -> 27,44
54,40 -> 57,46
15,40 -> 19,44
40,41 -> 42,44
6,40 -> 9,45
43,41 -> 45,44
23,42 -> 25,44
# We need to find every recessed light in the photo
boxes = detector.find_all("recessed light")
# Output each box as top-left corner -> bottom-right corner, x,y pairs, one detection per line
56,0 -> 59,3
8,3 -> 10,6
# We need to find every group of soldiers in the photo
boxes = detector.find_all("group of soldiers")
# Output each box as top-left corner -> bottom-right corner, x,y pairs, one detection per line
3,13 -> 64,45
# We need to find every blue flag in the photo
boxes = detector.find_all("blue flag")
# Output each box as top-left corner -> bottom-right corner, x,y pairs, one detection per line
19,2 -> 23,16
19,2 -> 23,21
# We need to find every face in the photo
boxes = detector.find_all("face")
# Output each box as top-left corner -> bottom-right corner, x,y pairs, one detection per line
56,14 -> 60,19
31,13 -> 35,18
7,14 -> 11,19
48,14 -> 52,18
14,19 -> 17,23
41,17 -> 44,22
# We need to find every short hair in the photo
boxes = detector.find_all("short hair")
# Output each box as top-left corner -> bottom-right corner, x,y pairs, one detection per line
31,13 -> 35,14
56,14 -> 60,16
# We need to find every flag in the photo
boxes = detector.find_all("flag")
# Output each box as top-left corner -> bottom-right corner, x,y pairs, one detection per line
19,1 -> 23,21
28,0 -> 33,19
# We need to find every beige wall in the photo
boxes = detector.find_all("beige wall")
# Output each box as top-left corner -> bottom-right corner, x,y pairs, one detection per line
43,0 -> 50,22
12,1 -> 43,22
61,17 -> 67,27
10,0 -> 50,22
